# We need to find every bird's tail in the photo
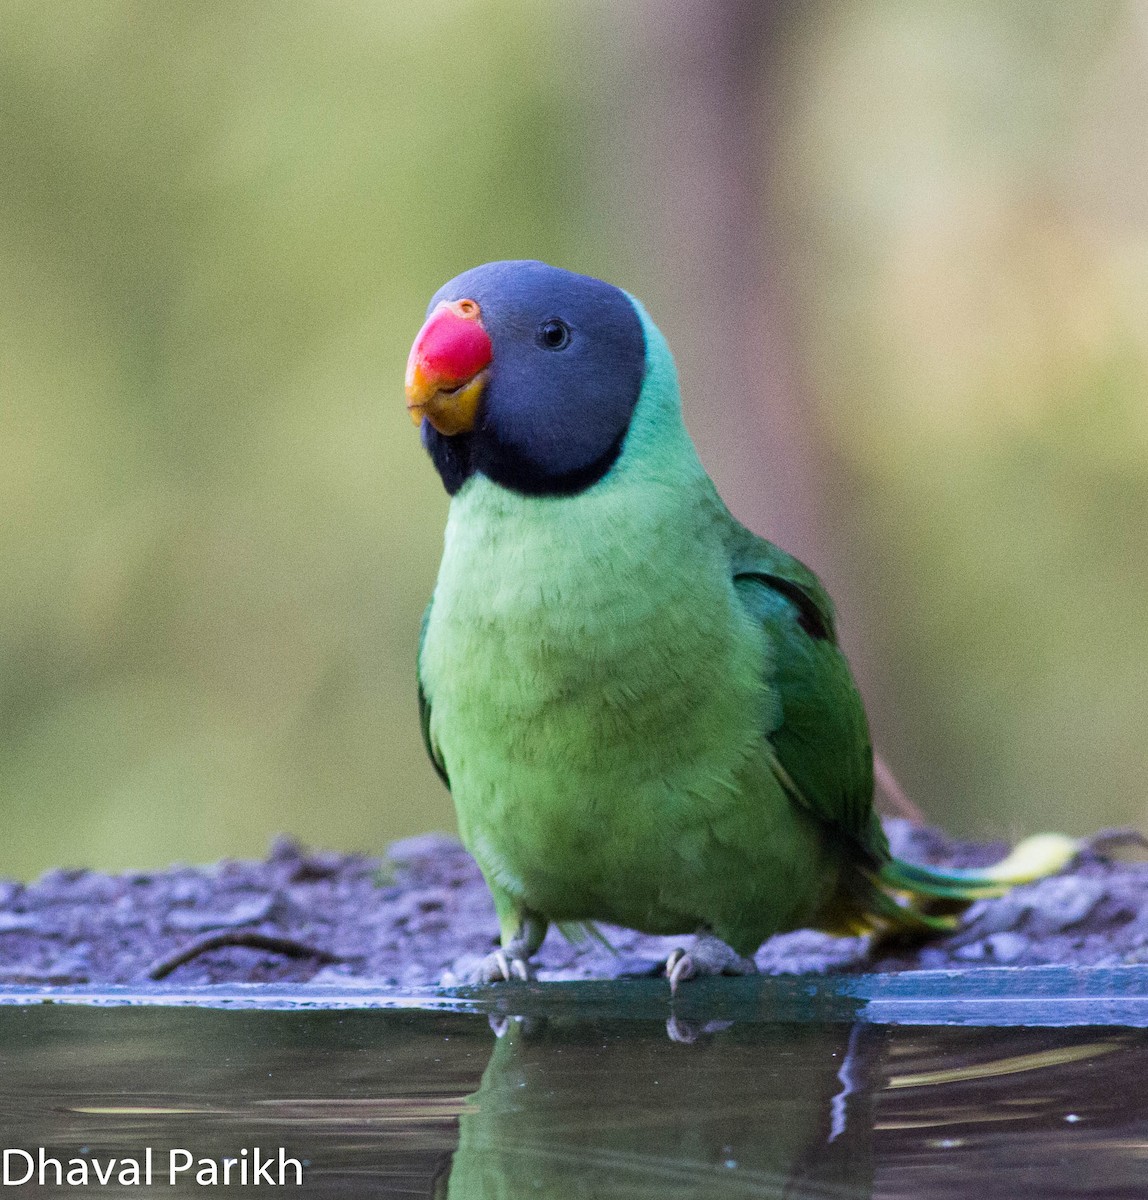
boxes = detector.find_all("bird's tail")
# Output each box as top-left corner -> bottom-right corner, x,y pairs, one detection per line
855,832 -> 1079,938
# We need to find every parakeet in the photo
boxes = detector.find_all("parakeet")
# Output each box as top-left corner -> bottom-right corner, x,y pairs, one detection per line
405,259 -> 1075,987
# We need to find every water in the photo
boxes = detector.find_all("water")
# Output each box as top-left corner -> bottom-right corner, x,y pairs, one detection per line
0,979 -> 1144,1197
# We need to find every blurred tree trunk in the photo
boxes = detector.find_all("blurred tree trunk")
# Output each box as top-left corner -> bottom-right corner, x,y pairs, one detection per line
622,0 -> 825,566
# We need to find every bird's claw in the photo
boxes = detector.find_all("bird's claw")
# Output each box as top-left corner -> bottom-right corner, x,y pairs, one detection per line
476,948 -> 534,984
489,1013 -> 541,1038
665,1015 -> 734,1044
665,948 -> 694,995
664,934 -> 757,995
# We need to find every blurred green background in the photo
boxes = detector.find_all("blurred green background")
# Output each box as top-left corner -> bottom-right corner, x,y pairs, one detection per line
2,2 -> 1146,878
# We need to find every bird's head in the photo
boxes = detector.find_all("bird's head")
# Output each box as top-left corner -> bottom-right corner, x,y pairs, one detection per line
405,260 -> 647,496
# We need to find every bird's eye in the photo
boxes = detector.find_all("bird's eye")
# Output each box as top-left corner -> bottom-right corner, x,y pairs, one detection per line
537,318 -> 571,350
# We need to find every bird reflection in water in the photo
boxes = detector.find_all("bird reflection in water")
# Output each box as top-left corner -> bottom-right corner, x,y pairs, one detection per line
439,1014 -> 877,1199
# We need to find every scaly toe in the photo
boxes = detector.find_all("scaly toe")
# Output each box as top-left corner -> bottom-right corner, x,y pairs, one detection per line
665,1015 -> 735,1044
664,934 -> 757,993
472,949 -> 534,984
666,951 -> 695,995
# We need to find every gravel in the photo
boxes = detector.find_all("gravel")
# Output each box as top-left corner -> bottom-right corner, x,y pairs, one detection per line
0,821 -> 1143,988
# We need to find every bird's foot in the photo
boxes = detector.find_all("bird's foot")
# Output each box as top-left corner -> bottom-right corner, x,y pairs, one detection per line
472,947 -> 534,984
665,933 -> 757,995
489,1013 -> 541,1039
665,1015 -> 734,1044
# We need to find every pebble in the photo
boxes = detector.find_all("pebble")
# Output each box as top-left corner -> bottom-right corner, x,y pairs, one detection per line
1020,877 -> 1105,936
984,932 -> 1028,963
166,894 -> 274,932
0,913 -> 37,934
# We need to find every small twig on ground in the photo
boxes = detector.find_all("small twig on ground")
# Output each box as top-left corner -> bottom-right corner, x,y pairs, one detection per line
873,754 -> 927,825
146,931 -> 340,981
1084,828 -> 1148,859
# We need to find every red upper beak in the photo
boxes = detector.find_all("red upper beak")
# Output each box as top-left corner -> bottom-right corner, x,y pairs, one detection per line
405,299 -> 493,435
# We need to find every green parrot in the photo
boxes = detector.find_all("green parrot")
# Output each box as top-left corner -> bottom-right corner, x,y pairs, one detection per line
405,260 -> 1075,987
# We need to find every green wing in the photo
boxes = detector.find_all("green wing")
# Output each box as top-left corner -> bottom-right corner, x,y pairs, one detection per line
417,600 -> 449,788
729,527 -> 888,866
727,527 -> 1078,930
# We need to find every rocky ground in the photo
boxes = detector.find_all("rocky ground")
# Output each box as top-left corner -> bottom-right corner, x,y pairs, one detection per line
0,821 -> 1144,988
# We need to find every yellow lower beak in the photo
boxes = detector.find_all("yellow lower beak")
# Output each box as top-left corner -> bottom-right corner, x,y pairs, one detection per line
405,365 -> 488,436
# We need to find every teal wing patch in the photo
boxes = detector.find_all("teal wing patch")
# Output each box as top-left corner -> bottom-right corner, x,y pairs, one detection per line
731,532 -> 887,864
417,601 -> 449,789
